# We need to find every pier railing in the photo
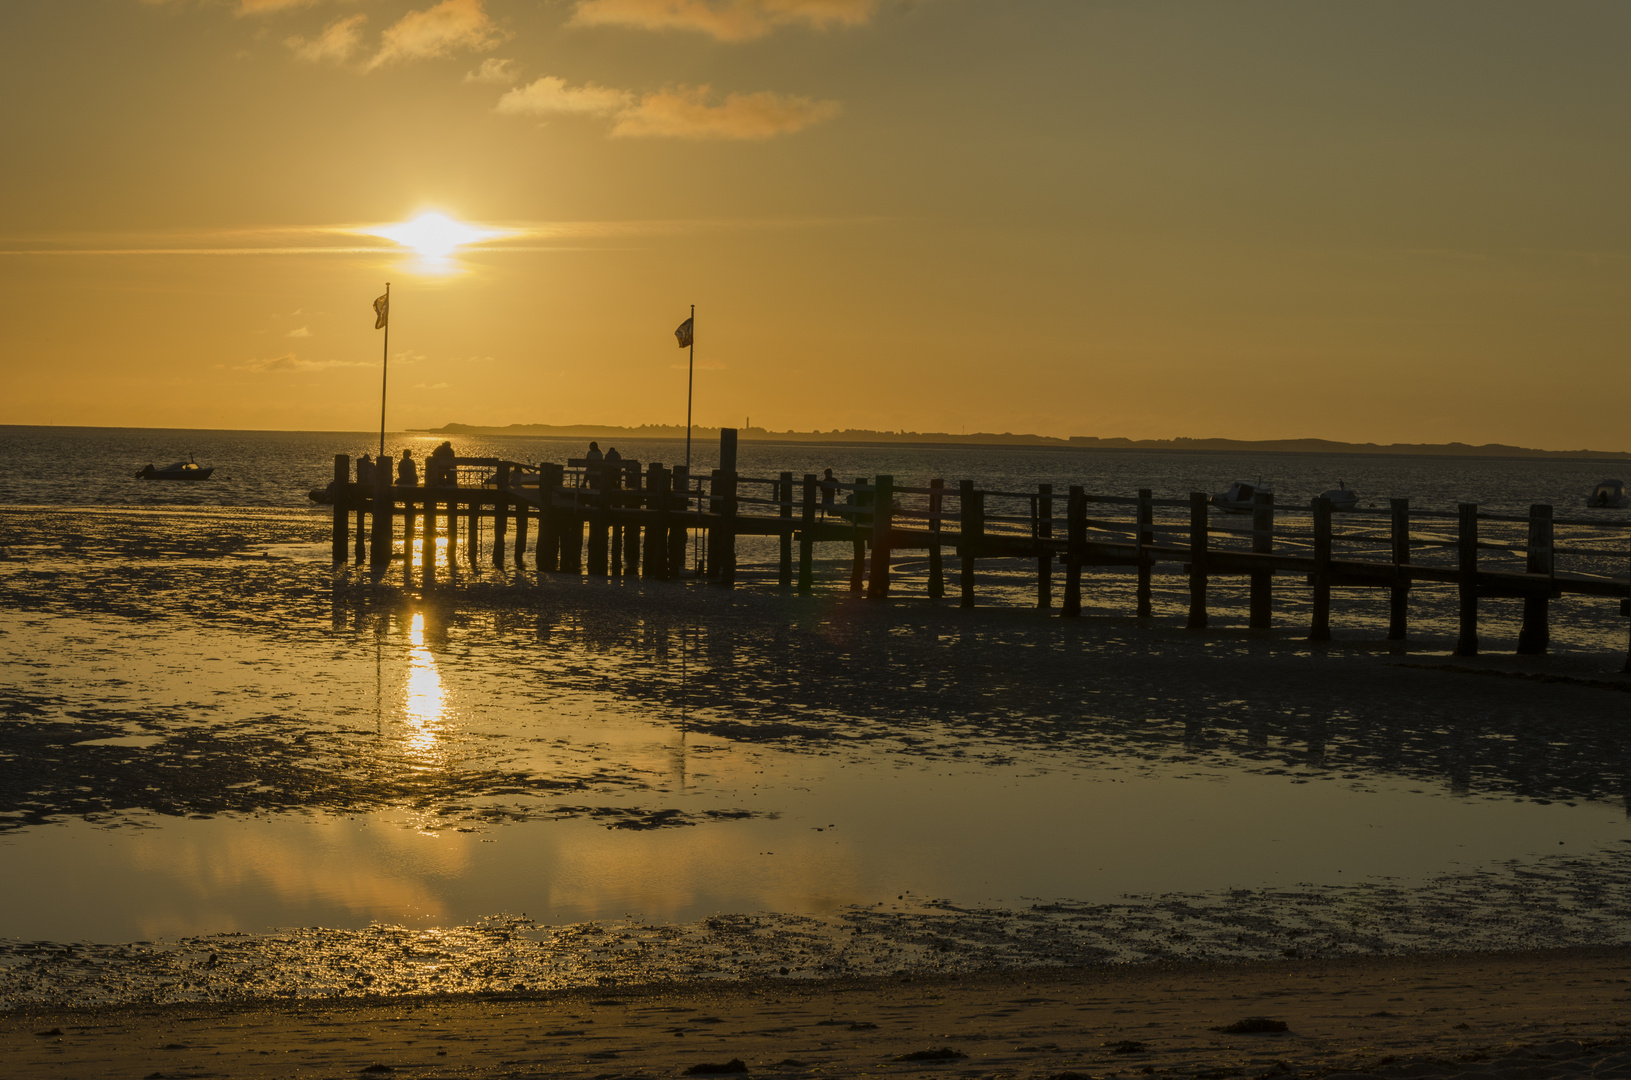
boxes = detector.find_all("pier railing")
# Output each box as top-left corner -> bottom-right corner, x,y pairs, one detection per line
325,430 -> 1631,667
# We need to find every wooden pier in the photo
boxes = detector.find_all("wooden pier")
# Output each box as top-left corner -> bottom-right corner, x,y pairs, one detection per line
328,430 -> 1631,668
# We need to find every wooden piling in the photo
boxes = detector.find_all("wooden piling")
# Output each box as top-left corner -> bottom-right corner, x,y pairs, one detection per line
586,463 -> 608,577
867,474 -> 895,598
798,473 -> 816,594
850,478 -> 868,593
513,484 -> 530,569
445,478 -> 458,566
1517,503 -> 1552,655
1309,497 -> 1332,641
1036,483 -> 1053,610
622,462 -> 641,576
778,472 -> 794,589
1455,502 -> 1478,657
1186,492 -> 1208,630
668,465 -> 689,576
420,485 -> 436,586
718,429 -> 738,589
354,458 -> 367,563
560,476 -> 583,574
1136,488 -> 1154,617
704,469 -> 723,579
402,488 -> 417,581
331,455 -> 349,563
1248,490 -> 1273,629
1062,485 -> 1085,617
959,480 -> 981,609
927,479 -> 945,600
370,467 -> 391,569
493,463 -> 510,568
644,463 -> 669,579
538,464 -> 562,573
465,476 -> 479,567
1388,498 -> 1410,641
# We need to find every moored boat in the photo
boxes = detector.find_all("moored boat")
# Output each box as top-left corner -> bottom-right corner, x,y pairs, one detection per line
1211,479 -> 1271,514
1319,479 -> 1359,512
1587,479 -> 1627,509
136,457 -> 213,481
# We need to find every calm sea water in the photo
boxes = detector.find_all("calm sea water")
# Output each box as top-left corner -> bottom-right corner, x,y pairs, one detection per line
3,425 -> 1631,999
3,424 -> 1630,514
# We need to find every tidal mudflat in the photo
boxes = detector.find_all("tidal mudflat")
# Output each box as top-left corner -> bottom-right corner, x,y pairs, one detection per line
3,505 -> 1631,1010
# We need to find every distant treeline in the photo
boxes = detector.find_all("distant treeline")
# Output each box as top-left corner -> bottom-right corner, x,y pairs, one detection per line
421,423 -> 1631,460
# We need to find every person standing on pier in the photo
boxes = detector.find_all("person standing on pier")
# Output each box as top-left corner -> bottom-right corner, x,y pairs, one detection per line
428,441 -> 455,487
397,448 -> 418,487
357,453 -> 374,488
820,468 -> 837,519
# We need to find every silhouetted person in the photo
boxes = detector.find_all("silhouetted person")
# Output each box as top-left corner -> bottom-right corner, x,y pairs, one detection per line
429,441 -> 455,486
356,453 -> 374,487
397,449 -> 418,487
820,468 -> 837,518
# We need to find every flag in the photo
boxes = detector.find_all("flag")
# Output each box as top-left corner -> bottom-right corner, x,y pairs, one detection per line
373,293 -> 389,330
674,316 -> 693,349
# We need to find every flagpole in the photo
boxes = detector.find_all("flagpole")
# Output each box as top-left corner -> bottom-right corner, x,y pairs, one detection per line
685,303 -> 695,472
378,282 -> 390,462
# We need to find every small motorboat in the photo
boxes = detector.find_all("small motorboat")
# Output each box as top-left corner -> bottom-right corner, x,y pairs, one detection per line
136,457 -> 213,481
1319,479 -> 1360,512
1587,479 -> 1628,509
1211,479 -> 1272,514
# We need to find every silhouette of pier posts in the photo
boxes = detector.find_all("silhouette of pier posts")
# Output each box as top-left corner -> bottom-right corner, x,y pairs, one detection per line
1518,503 -> 1553,655
331,447 -> 1631,666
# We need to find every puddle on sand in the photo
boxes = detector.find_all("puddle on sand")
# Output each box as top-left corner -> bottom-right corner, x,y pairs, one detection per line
1,733 -> 1627,942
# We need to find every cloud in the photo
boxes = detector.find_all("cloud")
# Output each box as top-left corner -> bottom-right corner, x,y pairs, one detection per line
239,0 -> 324,13
496,76 -> 630,117
612,85 -> 840,139
497,77 -> 839,139
570,0 -> 879,41
465,57 -> 520,84
286,326 -> 311,338
367,0 -> 505,70
236,354 -> 365,373
287,14 -> 366,64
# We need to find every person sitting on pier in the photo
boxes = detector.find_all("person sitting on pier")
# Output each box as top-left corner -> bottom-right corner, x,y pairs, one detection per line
397,448 -> 418,487
356,453 -> 374,487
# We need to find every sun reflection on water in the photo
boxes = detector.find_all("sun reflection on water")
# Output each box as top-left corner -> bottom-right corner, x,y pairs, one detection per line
403,612 -> 444,765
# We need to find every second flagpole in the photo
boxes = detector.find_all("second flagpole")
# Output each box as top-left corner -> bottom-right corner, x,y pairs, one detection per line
378,282 -> 391,463
685,303 -> 695,472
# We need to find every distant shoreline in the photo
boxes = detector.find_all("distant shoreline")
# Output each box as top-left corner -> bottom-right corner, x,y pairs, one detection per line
421,422 -> 1631,461
3,423 -> 1627,461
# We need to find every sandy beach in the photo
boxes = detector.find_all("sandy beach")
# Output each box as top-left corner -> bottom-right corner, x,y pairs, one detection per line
7,948 -> 1631,1079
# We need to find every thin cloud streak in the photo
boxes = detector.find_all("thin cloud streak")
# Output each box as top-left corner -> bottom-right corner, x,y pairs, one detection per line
612,85 -> 841,139
570,0 -> 880,41
499,77 -> 840,139
0,216 -> 887,256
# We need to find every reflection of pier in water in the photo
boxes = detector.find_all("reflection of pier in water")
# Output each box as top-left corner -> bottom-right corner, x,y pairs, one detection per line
329,585 -> 1631,820
326,427 -> 1631,667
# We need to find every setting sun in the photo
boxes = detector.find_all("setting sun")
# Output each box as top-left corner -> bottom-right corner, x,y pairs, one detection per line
367,212 -> 497,258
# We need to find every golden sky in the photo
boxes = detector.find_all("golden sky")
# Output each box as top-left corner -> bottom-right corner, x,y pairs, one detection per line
1,1 -> 1627,447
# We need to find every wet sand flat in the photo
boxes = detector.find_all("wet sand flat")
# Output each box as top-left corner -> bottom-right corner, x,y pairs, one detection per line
7,947 -> 1631,1079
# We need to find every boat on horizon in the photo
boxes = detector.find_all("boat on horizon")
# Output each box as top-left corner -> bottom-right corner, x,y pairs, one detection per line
135,457 -> 213,481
